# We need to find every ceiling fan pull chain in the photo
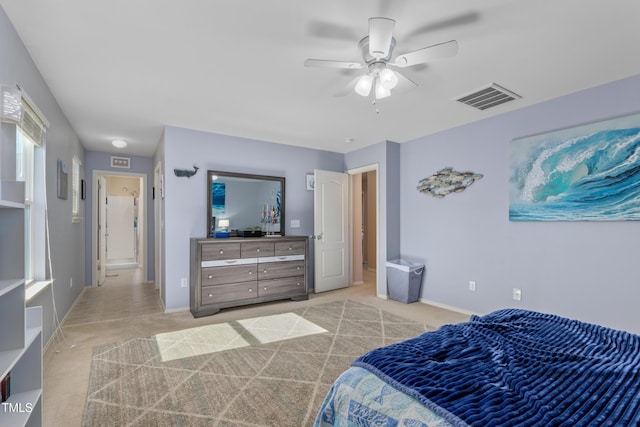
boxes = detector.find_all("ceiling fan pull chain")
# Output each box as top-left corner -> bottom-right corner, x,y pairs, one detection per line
372,100 -> 380,115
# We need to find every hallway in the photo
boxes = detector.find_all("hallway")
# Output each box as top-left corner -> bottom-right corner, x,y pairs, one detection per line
62,269 -> 161,326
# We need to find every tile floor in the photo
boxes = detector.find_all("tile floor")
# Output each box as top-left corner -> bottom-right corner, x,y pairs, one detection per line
43,268 -> 469,427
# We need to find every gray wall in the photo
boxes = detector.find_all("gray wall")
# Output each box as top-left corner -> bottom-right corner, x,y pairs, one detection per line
400,74 -> 640,334
84,151 -> 155,285
158,125 -> 344,310
1,6 -> 85,346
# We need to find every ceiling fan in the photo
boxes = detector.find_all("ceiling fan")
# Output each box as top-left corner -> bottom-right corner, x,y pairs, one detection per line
304,17 -> 458,99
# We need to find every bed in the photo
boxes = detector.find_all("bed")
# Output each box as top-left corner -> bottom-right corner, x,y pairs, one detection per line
314,308 -> 640,426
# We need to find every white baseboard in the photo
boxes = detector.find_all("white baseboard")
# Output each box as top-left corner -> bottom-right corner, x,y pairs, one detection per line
418,298 -> 478,316
43,286 -> 87,354
164,305 -> 190,313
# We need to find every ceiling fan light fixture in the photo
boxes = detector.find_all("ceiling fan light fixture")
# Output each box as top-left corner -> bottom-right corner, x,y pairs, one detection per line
374,79 -> 391,99
112,139 -> 127,148
378,68 -> 398,90
354,74 -> 373,97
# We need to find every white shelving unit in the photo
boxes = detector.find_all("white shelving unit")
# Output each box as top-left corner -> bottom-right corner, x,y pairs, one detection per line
0,194 -> 43,427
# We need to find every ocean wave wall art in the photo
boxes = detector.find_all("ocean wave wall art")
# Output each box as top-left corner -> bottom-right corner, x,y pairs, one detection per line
509,112 -> 640,221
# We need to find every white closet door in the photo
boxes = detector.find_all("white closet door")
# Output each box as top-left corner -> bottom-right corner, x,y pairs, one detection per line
106,195 -> 135,260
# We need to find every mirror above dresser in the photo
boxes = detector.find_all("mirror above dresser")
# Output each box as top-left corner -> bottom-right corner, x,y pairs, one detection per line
207,170 -> 285,238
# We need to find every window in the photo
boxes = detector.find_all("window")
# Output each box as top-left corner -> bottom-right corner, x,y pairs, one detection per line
16,128 -> 35,282
72,156 -> 81,221
16,93 -> 48,284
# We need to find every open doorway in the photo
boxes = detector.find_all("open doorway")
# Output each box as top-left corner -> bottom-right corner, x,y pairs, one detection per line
92,170 -> 147,287
312,167 -> 379,294
349,165 -> 378,294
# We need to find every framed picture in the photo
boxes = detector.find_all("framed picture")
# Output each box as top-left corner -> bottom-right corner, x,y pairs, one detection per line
80,179 -> 86,200
509,111 -> 640,221
111,156 -> 130,169
306,173 -> 315,191
57,160 -> 68,199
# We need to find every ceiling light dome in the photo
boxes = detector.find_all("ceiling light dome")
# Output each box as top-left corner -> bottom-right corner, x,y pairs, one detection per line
354,74 -> 373,97
112,139 -> 127,148
375,79 -> 391,99
378,68 -> 398,90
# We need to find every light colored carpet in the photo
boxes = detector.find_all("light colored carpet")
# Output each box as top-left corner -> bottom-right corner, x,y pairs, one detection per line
82,299 -> 436,426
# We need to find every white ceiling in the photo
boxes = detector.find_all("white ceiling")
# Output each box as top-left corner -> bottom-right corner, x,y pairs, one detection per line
1,0 -> 639,156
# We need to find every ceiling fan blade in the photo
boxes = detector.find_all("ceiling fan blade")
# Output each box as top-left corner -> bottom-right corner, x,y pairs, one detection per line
393,70 -> 418,93
404,12 -> 479,40
391,40 -> 458,67
304,59 -> 364,70
368,17 -> 396,58
333,76 -> 361,97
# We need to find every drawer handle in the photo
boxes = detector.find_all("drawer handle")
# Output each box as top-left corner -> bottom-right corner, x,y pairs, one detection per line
208,293 -> 213,297
219,249 -> 224,254
208,274 -> 213,279
263,269 -> 268,273
263,287 -> 268,291
288,246 -> 292,251
256,248 -> 260,252
296,266 -> 301,270
248,288 -> 253,292
297,282 -> 301,286
248,271 -> 253,275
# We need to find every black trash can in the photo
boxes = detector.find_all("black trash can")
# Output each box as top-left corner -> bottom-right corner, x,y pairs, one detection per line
386,259 -> 425,303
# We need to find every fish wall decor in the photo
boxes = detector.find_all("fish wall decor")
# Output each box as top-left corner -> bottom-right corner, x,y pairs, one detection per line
417,167 -> 483,198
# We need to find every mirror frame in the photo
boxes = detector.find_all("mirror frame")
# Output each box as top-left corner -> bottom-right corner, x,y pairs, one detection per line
207,170 -> 286,237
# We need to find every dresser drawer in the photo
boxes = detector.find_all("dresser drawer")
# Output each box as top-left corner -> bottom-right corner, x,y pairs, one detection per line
258,260 -> 305,280
202,264 -> 257,286
201,282 -> 257,305
275,240 -> 306,256
202,243 -> 241,261
258,276 -> 305,297
241,241 -> 275,258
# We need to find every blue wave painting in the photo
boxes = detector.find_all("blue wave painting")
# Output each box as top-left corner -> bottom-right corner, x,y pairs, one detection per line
510,113 -> 640,221
212,182 -> 225,214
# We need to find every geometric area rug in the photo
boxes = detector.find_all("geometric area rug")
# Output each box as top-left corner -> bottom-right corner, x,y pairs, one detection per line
82,300 -> 432,427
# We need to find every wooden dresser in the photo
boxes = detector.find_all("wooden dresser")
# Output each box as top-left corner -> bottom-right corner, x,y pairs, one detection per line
190,236 -> 309,317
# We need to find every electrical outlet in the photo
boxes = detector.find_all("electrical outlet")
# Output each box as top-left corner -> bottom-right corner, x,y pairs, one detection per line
468,280 -> 476,291
512,287 -> 522,301
181,278 -> 188,288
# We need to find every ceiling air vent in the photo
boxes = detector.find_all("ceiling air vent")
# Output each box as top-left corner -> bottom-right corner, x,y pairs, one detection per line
456,83 -> 521,110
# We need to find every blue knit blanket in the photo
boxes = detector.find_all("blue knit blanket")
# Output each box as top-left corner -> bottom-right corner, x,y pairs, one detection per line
353,309 -> 640,426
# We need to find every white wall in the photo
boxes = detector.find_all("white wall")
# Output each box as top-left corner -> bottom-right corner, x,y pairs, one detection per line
400,74 -> 640,334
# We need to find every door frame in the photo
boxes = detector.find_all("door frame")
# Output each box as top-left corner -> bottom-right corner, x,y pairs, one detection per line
347,163 -> 379,293
154,161 -> 163,295
91,170 -> 148,287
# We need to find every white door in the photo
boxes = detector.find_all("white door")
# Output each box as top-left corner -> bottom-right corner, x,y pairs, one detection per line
97,176 -> 107,285
106,195 -> 136,260
314,169 -> 350,292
